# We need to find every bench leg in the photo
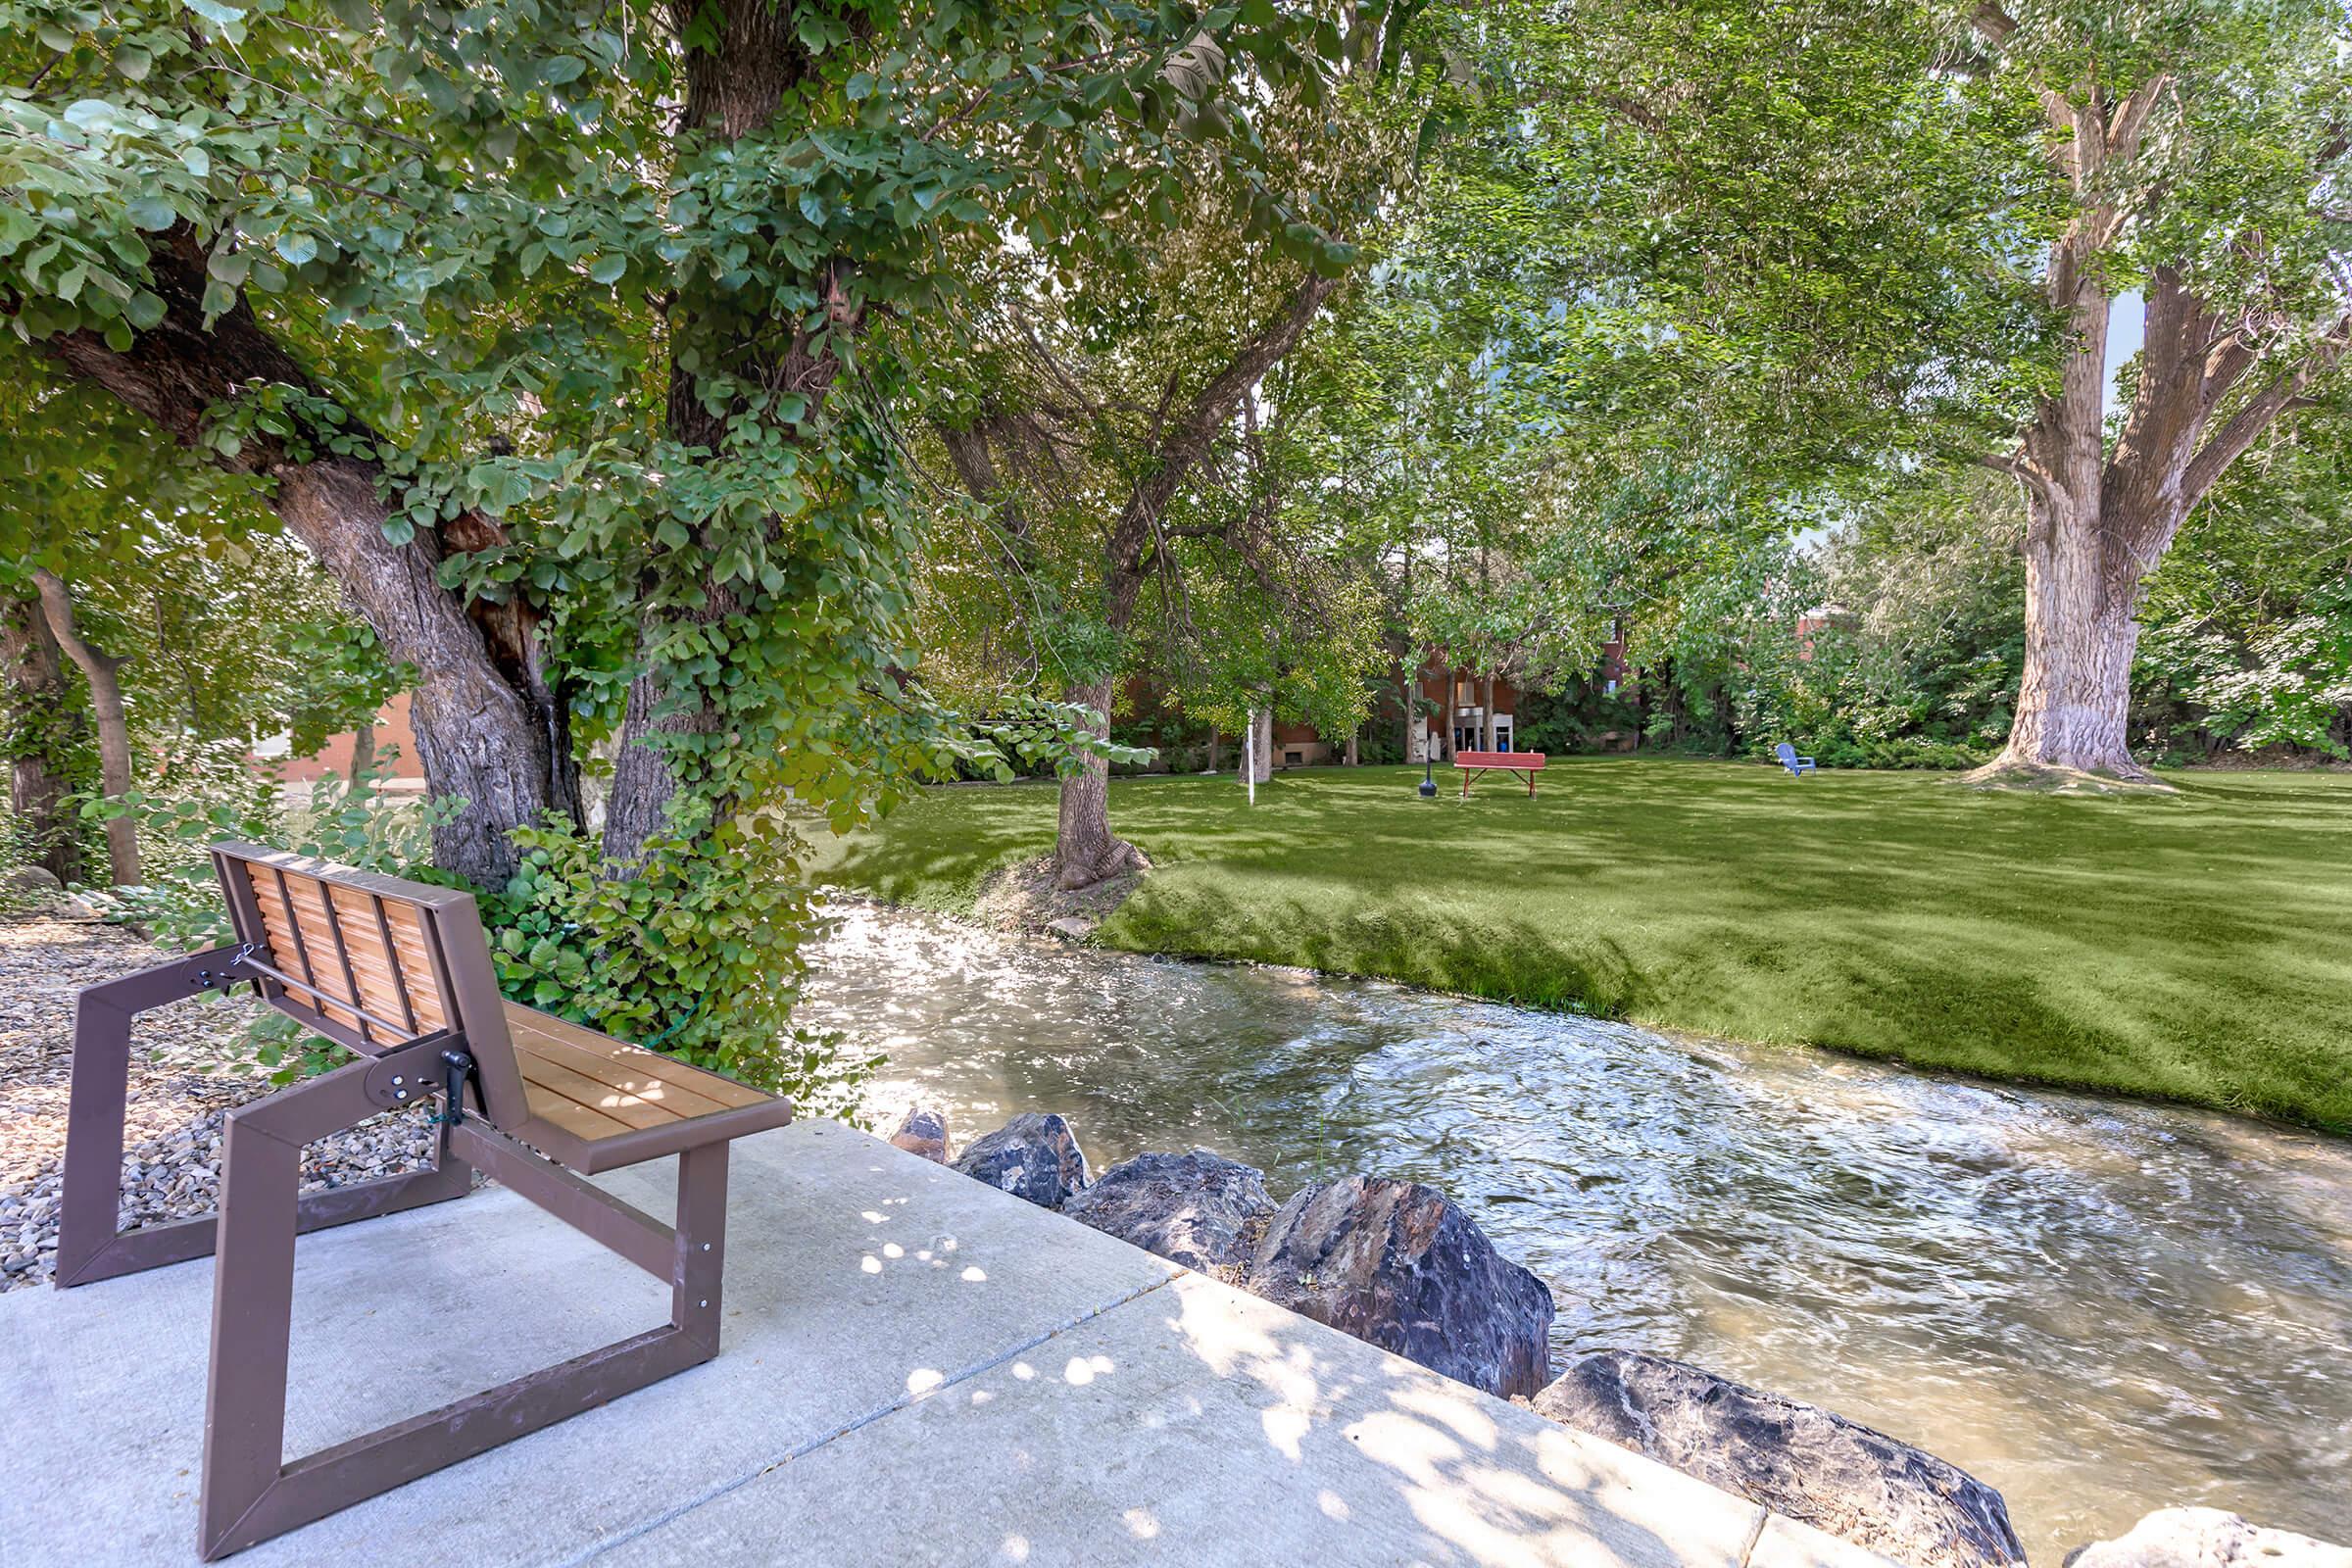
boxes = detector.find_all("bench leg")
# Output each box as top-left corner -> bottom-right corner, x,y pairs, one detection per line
55,952 -> 469,1291
198,1100 -> 734,1559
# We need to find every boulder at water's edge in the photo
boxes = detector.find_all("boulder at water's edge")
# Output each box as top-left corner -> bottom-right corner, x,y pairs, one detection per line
2065,1508 -> 2352,1568
889,1104 -> 951,1163
953,1112 -> 1090,1206
1061,1150 -> 1275,1273
1243,1174 -> 1554,1399
1533,1349 -> 2026,1568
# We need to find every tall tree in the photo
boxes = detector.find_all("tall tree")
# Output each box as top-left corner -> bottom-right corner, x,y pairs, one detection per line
923,6 -> 1434,886
0,581 -> 86,883
7,0 -> 1380,876
28,567 -> 136,882
1964,0 -> 2352,781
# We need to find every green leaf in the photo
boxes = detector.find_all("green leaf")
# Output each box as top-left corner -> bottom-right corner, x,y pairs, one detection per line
126,197 -> 176,232
588,252 -> 626,284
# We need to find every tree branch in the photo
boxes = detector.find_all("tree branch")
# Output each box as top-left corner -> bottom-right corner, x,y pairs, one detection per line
2104,73 -> 2171,164
2181,326 -> 2349,508
30,569 -> 122,680
1970,3 -> 2017,43
1975,449 -> 2052,495
1115,271 -> 1341,562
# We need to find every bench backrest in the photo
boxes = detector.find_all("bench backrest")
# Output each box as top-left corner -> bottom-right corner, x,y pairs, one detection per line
1455,751 -> 1545,768
211,842 -> 528,1125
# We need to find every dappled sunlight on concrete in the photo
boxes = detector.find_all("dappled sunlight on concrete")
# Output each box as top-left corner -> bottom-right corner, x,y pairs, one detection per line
1153,1270 -> 1773,1568
3,1119 -> 1897,1568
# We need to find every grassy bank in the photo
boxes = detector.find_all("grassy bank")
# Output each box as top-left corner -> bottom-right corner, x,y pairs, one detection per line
811,760 -> 2352,1133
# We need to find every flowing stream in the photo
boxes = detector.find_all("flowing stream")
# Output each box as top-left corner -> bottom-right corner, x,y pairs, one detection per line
801,901 -> 2352,1565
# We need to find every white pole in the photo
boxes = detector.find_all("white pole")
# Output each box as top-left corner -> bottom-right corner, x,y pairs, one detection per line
1245,713 -> 1255,807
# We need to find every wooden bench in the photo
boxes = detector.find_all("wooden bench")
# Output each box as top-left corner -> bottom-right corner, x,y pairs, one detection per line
56,843 -> 793,1559
1452,749 -> 1547,798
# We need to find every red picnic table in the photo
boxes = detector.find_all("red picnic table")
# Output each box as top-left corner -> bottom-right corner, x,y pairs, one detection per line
1452,750 -> 1546,798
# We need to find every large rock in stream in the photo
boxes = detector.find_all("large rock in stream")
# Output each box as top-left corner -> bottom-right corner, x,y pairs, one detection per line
1060,1150 -> 1275,1273
2066,1508 -> 2352,1568
1243,1174 -> 1554,1399
953,1112 -> 1090,1206
1533,1349 -> 2026,1568
888,1103 -> 951,1163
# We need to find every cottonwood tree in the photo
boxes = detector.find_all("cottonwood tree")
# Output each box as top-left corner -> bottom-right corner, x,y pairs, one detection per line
921,4 -> 1439,887
5,0 -> 1383,861
6,0 -> 1389,1072
1962,0 -> 2351,781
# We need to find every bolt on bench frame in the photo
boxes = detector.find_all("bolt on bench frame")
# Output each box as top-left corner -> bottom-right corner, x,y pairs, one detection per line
55,843 -> 793,1560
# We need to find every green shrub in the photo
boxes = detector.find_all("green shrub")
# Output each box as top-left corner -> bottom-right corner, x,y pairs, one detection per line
80,770 -> 875,1115
487,808 -> 880,1118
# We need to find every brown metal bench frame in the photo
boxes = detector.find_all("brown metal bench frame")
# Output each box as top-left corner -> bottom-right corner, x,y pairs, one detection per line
55,843 -> 788,1560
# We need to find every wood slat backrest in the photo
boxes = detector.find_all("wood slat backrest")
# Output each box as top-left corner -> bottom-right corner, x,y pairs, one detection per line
210,842 -> 530,1127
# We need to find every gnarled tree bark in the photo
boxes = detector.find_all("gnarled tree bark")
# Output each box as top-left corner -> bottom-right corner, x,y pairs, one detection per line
33,230 -> 575,887
1969,20 -> 2349,784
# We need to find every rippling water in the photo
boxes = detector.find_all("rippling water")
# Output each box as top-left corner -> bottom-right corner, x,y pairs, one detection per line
800,901 -> 2352,1564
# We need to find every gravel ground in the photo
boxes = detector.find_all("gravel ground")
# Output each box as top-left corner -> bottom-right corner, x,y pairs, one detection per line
0,917 -> 447,1292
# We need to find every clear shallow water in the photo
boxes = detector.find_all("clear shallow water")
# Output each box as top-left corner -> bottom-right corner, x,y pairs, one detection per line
801,902 -> 2352,1565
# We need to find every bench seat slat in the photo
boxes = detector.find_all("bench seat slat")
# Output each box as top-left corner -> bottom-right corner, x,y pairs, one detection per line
502,1003 -> 792,1172
504,1006 -> 773,1111
515,1054 -> 682,1132
514,1083 -> 638,1145
504,1010 -> 741,1121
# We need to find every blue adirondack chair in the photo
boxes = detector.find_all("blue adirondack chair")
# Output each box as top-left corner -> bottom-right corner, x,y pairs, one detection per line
1775,742 -> 1817,777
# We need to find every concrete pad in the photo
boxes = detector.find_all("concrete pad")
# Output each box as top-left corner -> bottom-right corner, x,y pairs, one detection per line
594,1268 -> 1773,1568
0,1123 -> 1175,1566
1,1120 -> 1897,1568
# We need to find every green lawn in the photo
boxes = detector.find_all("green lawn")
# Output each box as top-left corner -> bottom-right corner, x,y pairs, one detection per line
811,760 -> 2352,1133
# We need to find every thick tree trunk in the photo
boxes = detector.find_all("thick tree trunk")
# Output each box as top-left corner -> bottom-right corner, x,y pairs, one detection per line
603,0 -> 839,867
1205,732 -> 1221,774
276,463 -> 573,880
1054,674 -> 1150,889
1344,730 -> 1359,766
37,231 -> 571,887
31,572 -> 137,885
1242,707 -> 1273,784
1479,673 -> 1495,751
1988,491 -> 2154,779
0,594 -> 85,885
1961,51 -> 2347,787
